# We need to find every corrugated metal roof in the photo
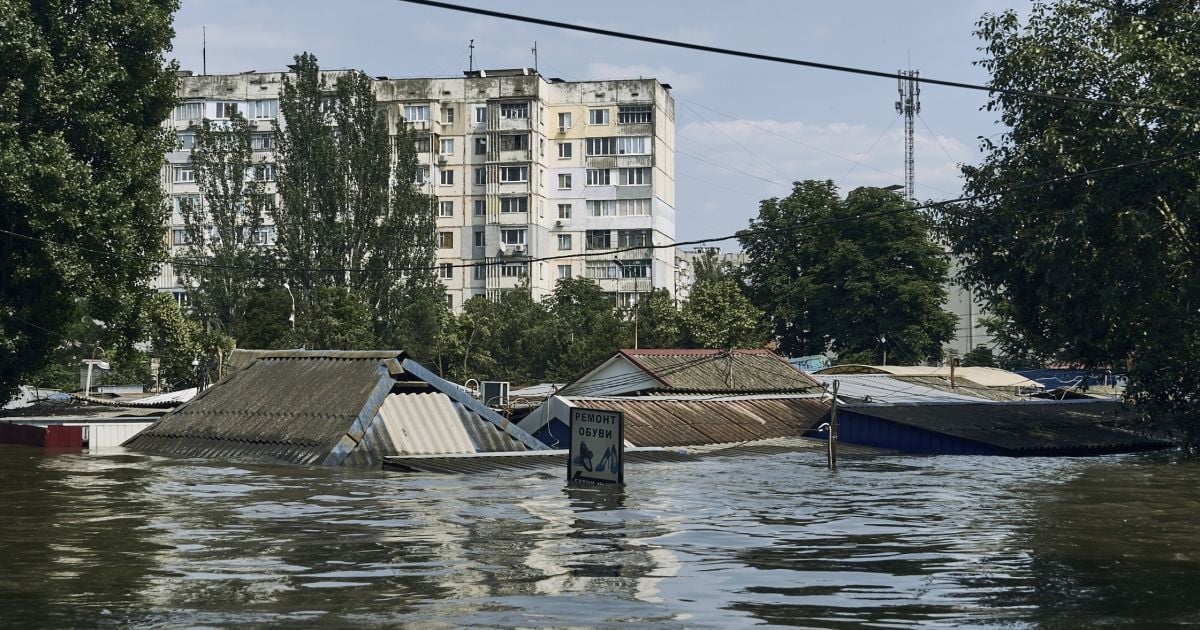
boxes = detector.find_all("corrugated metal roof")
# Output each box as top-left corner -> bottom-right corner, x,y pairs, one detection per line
816,365 -> 1043,389
378,392 -> 527,455
620,349 -> 821,393
125,351 -> 401,465
812,374 -> 987,404
840,400 -> 1171,454
568,395 -> 830,447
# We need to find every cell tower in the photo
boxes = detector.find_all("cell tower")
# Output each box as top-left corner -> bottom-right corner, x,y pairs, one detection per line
895,70 -> 921,200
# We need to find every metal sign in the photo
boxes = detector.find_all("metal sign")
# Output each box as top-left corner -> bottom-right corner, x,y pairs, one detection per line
567,407 -> 624,486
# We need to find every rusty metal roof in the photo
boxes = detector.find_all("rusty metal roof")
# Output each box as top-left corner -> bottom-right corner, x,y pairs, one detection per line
568,395 -> 830,447
840,400 -> 1172,455
618,349 -> 821,393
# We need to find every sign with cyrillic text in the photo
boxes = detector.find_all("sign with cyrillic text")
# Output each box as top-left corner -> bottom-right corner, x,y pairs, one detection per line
568,407 -> 624,486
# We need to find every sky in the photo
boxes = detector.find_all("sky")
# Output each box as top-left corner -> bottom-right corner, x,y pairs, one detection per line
171,0 -> 1026,245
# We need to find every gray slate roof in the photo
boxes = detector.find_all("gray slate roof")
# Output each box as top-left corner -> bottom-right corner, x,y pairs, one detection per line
620,349 -> 821,393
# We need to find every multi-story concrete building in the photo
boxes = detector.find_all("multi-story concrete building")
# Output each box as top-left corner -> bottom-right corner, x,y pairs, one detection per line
157,67 -> 677,311
674,246 -> 749,303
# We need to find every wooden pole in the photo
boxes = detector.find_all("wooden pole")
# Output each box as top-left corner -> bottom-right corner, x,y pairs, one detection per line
829,380 -> 839,469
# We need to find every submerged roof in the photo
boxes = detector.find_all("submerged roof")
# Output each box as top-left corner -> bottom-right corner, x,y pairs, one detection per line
566,394 -> 829,447
817,365 -> 1043,389
841,400 -> 1170,455
812,374 -> 987,404
562,349 -> 821,396
124,350 -> 543,465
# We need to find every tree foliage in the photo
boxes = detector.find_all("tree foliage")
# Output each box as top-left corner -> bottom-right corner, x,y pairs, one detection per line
181,111 -> 266,335
944,1 -> 1200,449
740,181 -> 956,363
0,0 -> 179,402
272,52 -> 443,352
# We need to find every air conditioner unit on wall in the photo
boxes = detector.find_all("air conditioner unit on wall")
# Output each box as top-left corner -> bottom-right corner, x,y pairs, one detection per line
481,381 -> 510,407
557,126 -> 567,133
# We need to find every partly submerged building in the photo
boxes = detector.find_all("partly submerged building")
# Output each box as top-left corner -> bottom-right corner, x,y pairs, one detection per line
124,350 -> 547,465
520,349 -> 829,448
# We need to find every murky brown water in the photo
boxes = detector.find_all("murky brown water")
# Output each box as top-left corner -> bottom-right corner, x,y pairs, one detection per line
0,446 -> 1197,628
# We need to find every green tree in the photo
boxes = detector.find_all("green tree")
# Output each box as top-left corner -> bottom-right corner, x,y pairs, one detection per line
272,52 -> 443,352
0,0 -> 179,402
181,111 -> 267,336
740,181 -> 955,363
450,286 -> 553,384
630,288 -> 684,349
546,277 -> 626,379
681,278 -> 766,349
961,344 -> 998,368
944,1 -> 1200,448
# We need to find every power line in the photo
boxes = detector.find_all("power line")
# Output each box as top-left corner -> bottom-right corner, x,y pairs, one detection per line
392,0 -> 1200,116
4,144 -> 1199,276
837,113 -> 901,185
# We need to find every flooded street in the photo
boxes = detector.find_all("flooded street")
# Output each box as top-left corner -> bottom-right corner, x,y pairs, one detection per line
1,447 -> 1197,628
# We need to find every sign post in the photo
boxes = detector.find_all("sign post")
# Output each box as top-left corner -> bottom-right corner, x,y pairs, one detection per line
568,407 -> 624,486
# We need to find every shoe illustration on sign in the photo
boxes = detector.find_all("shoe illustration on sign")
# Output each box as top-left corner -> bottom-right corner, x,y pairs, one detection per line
574,441 -> 594,472
596,445 -> 618,472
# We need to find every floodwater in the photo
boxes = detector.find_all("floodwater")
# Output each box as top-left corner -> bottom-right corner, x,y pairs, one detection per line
1,447 -> 1197,628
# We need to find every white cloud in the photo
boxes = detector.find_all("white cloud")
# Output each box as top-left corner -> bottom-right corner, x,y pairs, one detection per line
585,63 -> 703,93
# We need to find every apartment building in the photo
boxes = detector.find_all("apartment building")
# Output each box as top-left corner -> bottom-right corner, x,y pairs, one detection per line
157,67 -> 676,311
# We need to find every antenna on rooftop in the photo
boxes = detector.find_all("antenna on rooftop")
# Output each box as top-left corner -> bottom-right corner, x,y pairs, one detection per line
468,39 -> 475,72
895,68 -> 921,201
532,41 -> 538,74
202,26 -> 207,75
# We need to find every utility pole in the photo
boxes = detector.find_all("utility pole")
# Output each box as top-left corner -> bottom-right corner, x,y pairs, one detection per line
468,39 -> 475,72
895,69 -> 920,201
531,41 -> 538,74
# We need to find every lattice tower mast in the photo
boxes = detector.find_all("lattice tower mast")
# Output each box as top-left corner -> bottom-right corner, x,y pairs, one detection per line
895,70 -> 921,201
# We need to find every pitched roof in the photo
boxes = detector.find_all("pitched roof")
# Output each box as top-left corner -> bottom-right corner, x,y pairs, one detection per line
811,374 -> 987,404
614,349 -> 820,393
125,350 -> 543,465
817,364 -> 1043,389
840,400 -> 1171,455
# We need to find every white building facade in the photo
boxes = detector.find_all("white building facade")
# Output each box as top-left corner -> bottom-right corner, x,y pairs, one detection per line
157,68 -> 676,311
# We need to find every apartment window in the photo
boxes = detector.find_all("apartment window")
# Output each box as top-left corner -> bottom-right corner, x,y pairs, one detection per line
320,97 -> 336,115
499,166 -> 528,182
177,133 -> 195,151
251,193 -> 276,213
585,261 -> 620,279
621,259 -> 652,278
618,104 -> 653,124
249,225 -> 277,246
442,106 -> 455,123
213,102 -> 239,119
474,105 -> 487,124
557,264 -> 572,280
557,234 -> 572,250
617,136 -> 650,155
539,138 -> 545,156
252,99 -> 278,119
474,199 -> 486,216
440,138 -> 454,155
557,142 -> 573,159
253,163 -> 276,181
588,108 -> 610,125
586,200 -> 616,217
499,102 -> 529,119
404,105 -> 430,122
473,264 -> 486,280
585,137 -> 618,156
438,263 -> 454,279
500,228 -> 526,246
618,198 -> 652,216
586,229 -> 612,250
618,167 -> 650,186
557,112 -> 572,129
474,137 -> 487,155
474,167 -> 487,186
174,101 -> 202,121
438,231 -> 454,248
438,201 -> 454,217
586,169 -> 611,186
439,169 -> 454,185
500,263 -> 528,278
414,165 -> 429,184
473,229 -> 485,247
413,136 -> 432,153
171,229 -> 190,245
251,133 -> 274,150
499,134 -> 529,151
557,173 -> 572,189
445,293 -> 454,309
619,229 -> 652,248
500,196 -> 528,213
173,166 -> 195,183
557,203 -> 572,220
174,195 -> 200,216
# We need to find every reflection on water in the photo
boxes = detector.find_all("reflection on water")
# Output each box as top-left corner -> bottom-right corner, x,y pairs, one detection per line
1,446 -> 1197,627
